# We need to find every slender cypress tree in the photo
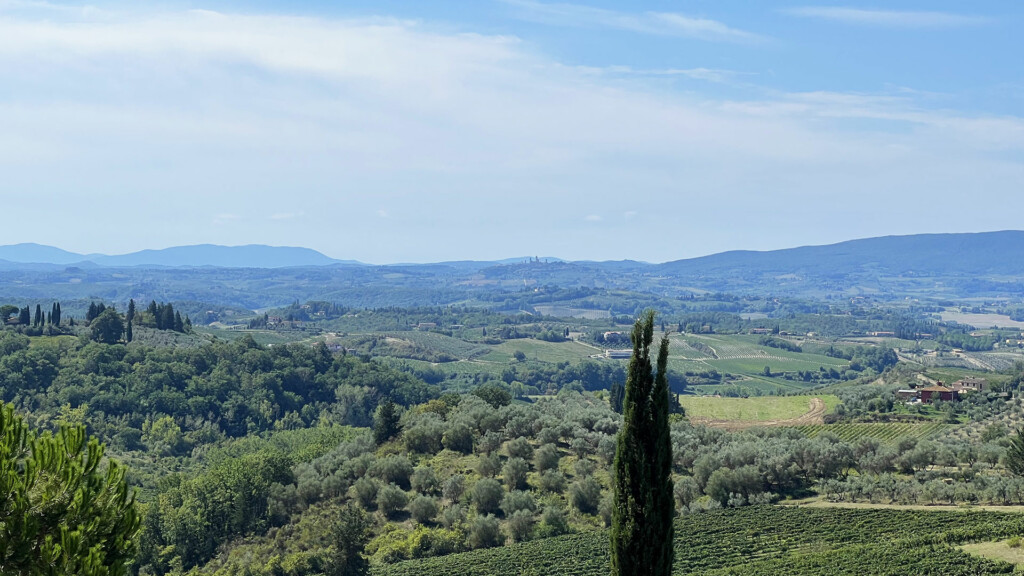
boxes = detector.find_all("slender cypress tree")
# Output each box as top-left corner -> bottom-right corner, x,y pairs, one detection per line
611,310 -> 673,576
126,299 -> 136,343
1008,428 -> 1024,476
54,302 -> 61,325
33,304 -> 42,327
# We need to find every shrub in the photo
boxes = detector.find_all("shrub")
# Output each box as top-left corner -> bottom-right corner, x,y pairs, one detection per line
354,476 -> 379,510
506,436 -> 534,460
539,470 -> 567,494
573,458 -> 596,478
466,514 -> 503,549
371,455 -> 413,488
472,478 -> 504,514
570,476 -> 601,514
506,509 -> 536,543
441,504 -> 466,530
1009,536 -> 1022,548
476,453 -> 501,478
570,437 -> 591,459
442,474 -> 466,503
473,384 -> 512,409
534,443 -> 561,472
409,495 -> 439,524
478,431 -> 503,454
404,415 -> 445,454
501,490 -> 537,516
503,457 -> 530,491
442,422 -> 474,454
411,466 -> 440,495
377,484 -> 409,518
538,506 -> 570,537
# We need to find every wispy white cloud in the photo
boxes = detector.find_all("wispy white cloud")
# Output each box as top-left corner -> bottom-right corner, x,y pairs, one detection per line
584,214 -> 602,222
501,0 -> 763,42
271,211 -> 304,220
784,7 -> 989,28
604,66 -> 751,84
0,6 -> 1019,261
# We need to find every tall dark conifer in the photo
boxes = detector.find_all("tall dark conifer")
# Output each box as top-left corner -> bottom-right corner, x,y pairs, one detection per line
126,300 -> 136,343
611,310 -> 673,576
54,302 -> 61,325
33,305 -> 42,327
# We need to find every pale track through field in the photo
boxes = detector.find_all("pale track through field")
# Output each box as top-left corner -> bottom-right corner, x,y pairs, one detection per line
692,397 -> 827,431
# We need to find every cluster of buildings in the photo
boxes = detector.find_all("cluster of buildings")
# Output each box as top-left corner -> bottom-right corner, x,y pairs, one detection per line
896,377 -> 988,404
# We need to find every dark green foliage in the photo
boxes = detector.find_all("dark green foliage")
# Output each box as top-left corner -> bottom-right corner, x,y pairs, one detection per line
611,310 -> 673,576
472,478 -> 504,514
377,484 -> 409,518
140,450 -> 293,571
326,504 -> 371,576
502,457 -> 529,491
472,384 -> 512,409
125,299 -> 135,343
374,398 -> 401,445
1007,428 -> 1024,477
609,381 -> 624,414
0,403 -> 140,576
570,476 -> 601,514
90,308 -> 124,344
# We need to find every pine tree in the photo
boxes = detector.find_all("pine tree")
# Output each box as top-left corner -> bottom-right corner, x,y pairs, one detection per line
611,310 -> 674,576
373,398 -> 400,445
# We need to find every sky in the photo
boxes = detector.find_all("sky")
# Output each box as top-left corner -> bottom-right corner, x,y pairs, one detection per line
0,0 -> 1022,263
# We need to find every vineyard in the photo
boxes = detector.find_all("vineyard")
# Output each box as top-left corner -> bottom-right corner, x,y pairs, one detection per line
372,506 -> 1024,576
794,422 -> 948,444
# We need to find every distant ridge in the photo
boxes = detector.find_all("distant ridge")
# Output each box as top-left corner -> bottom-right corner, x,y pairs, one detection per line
0,231 -> 1022,273
0,243 -> 359,268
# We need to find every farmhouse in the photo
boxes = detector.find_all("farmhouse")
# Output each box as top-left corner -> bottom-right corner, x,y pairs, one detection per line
750,328 -> 773,335
952,377 -> 987,393
897,389 -> 919,402
919,384 -> 957,404
605,349 -> 632,359
417,322 -> 437,330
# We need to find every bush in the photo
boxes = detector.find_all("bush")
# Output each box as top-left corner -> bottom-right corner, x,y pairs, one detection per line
466,514 -> 503,549
476,453 -> 501,478
442,474 -> 466,503
506,436 -> 534,460
573,458 -> 596,478
473,384 -> 512,409
538,470 -> 567,494
1009,536 -> 1022,548
570,476 -> 601,514
411,466 -> 440,495
505,509 -> 536,543
354,476 -> 379,510
409,495 -> 439,524
371,455 -> 413,488
442,422 -> 474,454
501,490 -> 537,516
538,506 -> 570,537
377,484 -> 409,518
570,437 -> 591,459
441,504 -> 465,530
404,415 -> 445,454
478,431 -> 503,454
534,443 -> 561,472
503,457 -> 530,491
472,478 -> 504,514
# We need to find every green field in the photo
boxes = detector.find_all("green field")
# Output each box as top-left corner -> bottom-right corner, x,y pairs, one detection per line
680,395 -> 839,422
479,339 -> 599,363
794,422 -> 948,444
373,506 -> 1024,576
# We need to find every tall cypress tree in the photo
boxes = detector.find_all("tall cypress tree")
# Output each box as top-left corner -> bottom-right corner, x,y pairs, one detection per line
611,310 -> 673,576
54,302 -> 61,325
126,299 -> 136,343
33,304 -> 42,327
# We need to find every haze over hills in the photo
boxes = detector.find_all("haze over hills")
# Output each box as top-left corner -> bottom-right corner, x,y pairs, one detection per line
0,232 -> 1021,307
3,231 -> 1022,273
0,243 -> 358,269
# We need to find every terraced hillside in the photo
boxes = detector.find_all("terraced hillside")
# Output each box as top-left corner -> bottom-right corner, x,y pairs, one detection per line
373,506 -> 1024,576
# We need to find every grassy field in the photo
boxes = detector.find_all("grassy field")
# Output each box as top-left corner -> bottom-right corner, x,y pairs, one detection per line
679,395 -> 839,422
666,334 -> 848,378
961,539 -> 1024,567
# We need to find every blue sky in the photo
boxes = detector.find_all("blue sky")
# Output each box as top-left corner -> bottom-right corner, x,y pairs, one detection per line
0,0 -> 1021,263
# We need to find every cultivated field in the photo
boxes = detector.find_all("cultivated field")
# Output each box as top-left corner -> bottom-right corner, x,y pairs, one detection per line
680,395 -> 839,428
374,506 -> 1024,576
794,422 -> 948,444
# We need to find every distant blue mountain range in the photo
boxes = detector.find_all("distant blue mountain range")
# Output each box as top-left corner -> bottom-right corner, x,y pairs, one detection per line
0,231 -> 1022,274
0,243 -> 358,268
